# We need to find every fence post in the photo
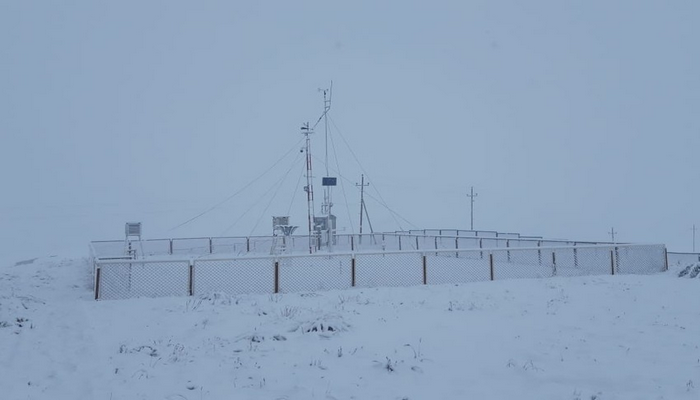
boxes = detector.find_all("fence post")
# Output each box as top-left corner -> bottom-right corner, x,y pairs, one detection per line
351,235 -> 355,252
610,250 -> 615,275
188,261 -> 194,296
209,238 -> 213,254
455,237 -> 459,258
416,236 -> 419,250
246,237 -> 250,253
274,261 -> 280,294
434,236 -> 438,250
422,255 -> 427,285
351,257 -> 356,287
169,239 -> 173,255
552,252 -> 557,276
94,267 -> 101,300
506,240 -> 511,262
480,238 -> 483,259
489,253 -> 494,281
573,246 -> 578,268
399,235 -> 402,251
664,248 -> 668,272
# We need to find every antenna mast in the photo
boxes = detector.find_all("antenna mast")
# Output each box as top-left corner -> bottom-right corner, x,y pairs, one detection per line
301,122 -> 315,254
318,82 -> 336,251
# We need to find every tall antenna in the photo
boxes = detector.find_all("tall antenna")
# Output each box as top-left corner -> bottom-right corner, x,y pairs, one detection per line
317,82 -> 336,252
300,122 -> 315,254
356,174 -> 370,243
467,186 -> 478,230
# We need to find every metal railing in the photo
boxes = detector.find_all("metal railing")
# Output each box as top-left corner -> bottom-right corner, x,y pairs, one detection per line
89,232 -> 616,261
93,243 -> 667,300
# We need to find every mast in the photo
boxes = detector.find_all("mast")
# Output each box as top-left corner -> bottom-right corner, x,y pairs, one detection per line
318,83 -> 335,252
301,122 -> 315,254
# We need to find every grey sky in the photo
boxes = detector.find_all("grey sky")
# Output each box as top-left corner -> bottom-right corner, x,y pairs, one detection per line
1,1 -> 698,261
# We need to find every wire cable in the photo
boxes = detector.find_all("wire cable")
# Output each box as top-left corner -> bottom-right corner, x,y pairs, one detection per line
249,151 -> 303,235
328,115 -> 409,230
220,151 -> 303,236
329,127 -> 355,234
310,154 -> 418,230
169,137 -> 304,231
286,161 -> 306,216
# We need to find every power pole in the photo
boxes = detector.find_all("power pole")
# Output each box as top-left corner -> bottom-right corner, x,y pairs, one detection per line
692,224 -> 697,252
609,227 -> 617,243
356,174 -> 369,243
467,186 -> 478,230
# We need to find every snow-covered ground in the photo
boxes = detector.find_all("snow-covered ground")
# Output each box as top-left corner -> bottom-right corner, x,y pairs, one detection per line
1,256 -> 698,400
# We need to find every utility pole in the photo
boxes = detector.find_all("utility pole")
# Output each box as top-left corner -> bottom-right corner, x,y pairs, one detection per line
609,227 -> 617,243
466,186 -> 478,230
692,224 -> 697,253
356,174 -> 369,243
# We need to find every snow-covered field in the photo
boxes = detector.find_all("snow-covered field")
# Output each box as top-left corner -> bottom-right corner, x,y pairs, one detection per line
1,256 -> 698,400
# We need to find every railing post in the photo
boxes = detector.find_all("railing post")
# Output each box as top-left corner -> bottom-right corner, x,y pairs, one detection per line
94,267 -> 101,300
351,257 -> 356,287
188,261 -> 194,296
351,235 -> 355,252
479,238 -> 483,259
246,237 -> 250,253
664,248 -> 668,272
489,253 -> 494,281
398,235 -> 402,251
552,252 -> 557,276
209,238 -> 213,254
416,236 -> 419,250
573,246 -> 578,268
274,261 -> 280,294
455,237 -> 459,258
169,239 -> 173,255
422,255 -> 427,285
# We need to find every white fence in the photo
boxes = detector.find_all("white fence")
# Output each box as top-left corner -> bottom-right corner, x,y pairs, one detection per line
93,243 -> 668,300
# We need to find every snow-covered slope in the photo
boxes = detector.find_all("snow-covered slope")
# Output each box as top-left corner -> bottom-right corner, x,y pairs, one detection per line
1,257 -> 698,400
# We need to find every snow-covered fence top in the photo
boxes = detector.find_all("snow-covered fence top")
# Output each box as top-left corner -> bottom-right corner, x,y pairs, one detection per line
92,243 -> 667,300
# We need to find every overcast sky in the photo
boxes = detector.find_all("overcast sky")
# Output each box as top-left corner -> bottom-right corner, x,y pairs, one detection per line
1,0 -> 698,261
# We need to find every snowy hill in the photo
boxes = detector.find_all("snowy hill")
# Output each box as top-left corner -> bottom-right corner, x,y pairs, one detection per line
1,257 -> 698,400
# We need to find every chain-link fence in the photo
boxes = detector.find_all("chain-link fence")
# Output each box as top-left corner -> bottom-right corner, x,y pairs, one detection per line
93,243 -> 667,300
666,252 -> 700,267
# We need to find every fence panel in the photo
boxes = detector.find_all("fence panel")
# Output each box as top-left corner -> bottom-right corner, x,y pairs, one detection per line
278,255 -> 353,293
98,261 -> 189,300
615,245 -> 666,274
493,249 -> 553,280
427,251 -> 489,284
194,258 -> 274,295
355,253 -> 423,288
555,246 -> 611,277
668,252 -> 700,266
